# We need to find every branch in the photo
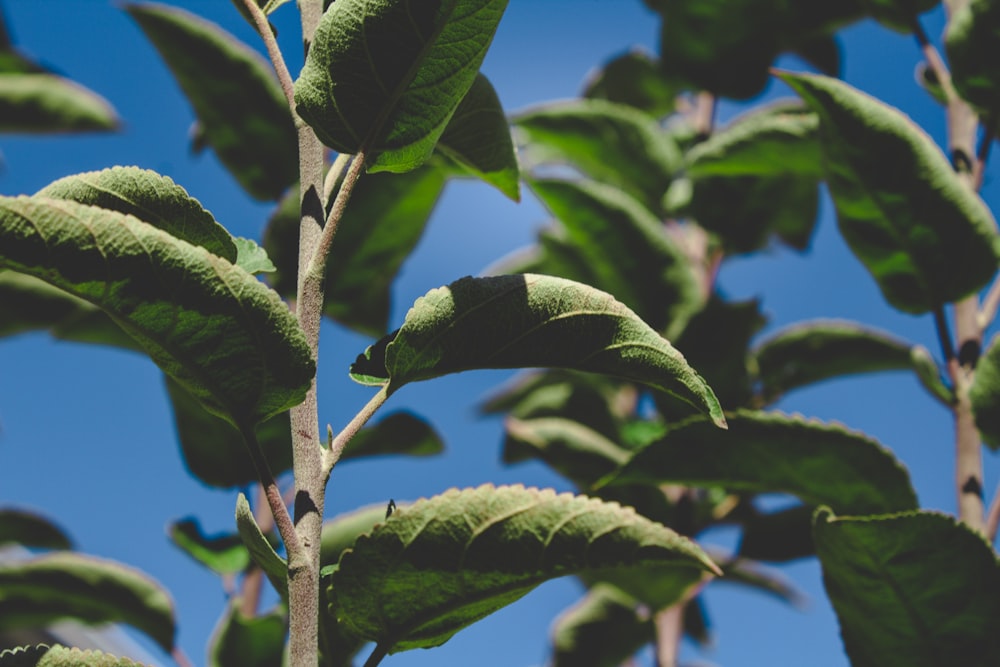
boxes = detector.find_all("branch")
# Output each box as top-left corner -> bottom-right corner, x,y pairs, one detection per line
241,426 -> 302,556
653,604 -> 683,667
323,386 -> 390,477
242,0 -> 296,109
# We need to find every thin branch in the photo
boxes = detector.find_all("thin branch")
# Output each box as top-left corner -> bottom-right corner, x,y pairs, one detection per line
653,604 -> 684,667
312,148 -> 368,275
323,386 -> 390,477
242,0 -> 296,108
692,91 -> 717,140
934,306 -> 957,363
322,152 -> 353,206
986,480 -> 1000,543
241,425 -> 303,557
171,647 -> 195,667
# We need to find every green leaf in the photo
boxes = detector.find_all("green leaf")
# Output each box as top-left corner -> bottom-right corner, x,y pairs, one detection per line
264,167 -> 446,337
0,195 -> 315,428
168,518 -> 250,576
0,74 -> 119,134
235,494 -> 287,598
327,484 -> 720,653
600,410 -> 918,515
503,417 -> 630,488
294,0 -> 509,172
0,509 -> 72,551
37,166 -> 237,262
514,100 -> 680,214
778,71 -> 1000,313
436,73 -> 520,201
320,504 -> 391,568
0,645 -> 150,667
349,274 -> 725,427
233,238 -> 275,275
208,603 -> 287,667
527,178 -> 703,336
859,0 -> 939,32
790,33 -> 842,77
342,411 -> 444,461
814,508 -> 1000,667
0,553 -> 176,652
126,2 -> 297,200
738,504 -> 816,562
582,49 -> 678,117
550,584 -> 653,667
585,564 -> 706,611
946,0 -> 1000,118
751,319 -> 920,404
968,333 -> 1000,450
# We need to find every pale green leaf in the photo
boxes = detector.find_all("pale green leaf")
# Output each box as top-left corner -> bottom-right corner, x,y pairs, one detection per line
349,274 -> 725,427
327,484 -> 720,653
582,49 -> 678,117
234,237 -> 275,275
0,645 -> 151,667
969,333 -> 1000,450
208,602 -> 286,667
294,0 -> 508,172
550,584 -> 653,667
235,494 -> 287,598
0,509 -> 72,551
168,518 -> 249,575
0,74 -> 119,134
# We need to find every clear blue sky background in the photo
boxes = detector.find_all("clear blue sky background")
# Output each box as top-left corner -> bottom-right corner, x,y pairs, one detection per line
2,1 -> 997,666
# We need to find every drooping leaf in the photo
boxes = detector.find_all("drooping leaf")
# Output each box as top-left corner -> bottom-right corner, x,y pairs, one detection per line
503,417 -> 630,488
294,0 -> 509,172
208,602 -> 286,667
581,49 -> 678,117
600,411 -> 918,516
168,518 -> 250,576
947,0 -> 1000,119
0,645 -> 150,667
0,196 -> 315,428
0,509 -> 72,551
814,508 -> 1000,667
514,100 -> 680,214
858,0 -> 940,32
778,71 -> 1000,313
436,73 -> 520,201
751,320 -> 920,404
969,333 -> 1000,450
235,494 -> 287,598
341,411 -> 444,461
327,484 -> 720,653
0,553 -> 176,652
550,584 -> 653,667
738,504 -> 816,562
126,2 -> 297,200
37,166 -> 237,262
0,74 -> 119,134
349,274 -> 725,427
264,167 -> 446,337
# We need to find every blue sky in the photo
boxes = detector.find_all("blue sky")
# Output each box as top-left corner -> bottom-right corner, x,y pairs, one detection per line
1,1 -> 997,666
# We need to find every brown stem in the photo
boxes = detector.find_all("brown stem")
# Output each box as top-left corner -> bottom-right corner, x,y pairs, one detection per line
241,0 -> 296,108
653,604 -> 684,667
692,91 -> 717,140
241,426 -> 302,555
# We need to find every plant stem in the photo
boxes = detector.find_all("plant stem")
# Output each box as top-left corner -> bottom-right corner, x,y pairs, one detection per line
324,386 -> 390,476
653,604 -> 684,667
241,0 -> 296,107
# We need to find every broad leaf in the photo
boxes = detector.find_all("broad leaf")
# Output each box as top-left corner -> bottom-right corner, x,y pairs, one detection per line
751,319 -> 920,404
503,417 -> 630,487
209,602 -> 286,667
550,584 -> 653,667
600,411 -> 918,515
814,508 -> 1000,667
0,645 -> 149,667
294,0 -> 509,172
320,504 -> 391,568
0,553 -> 176,652
0,74 -> 119,133
0,509 -> 72,551
947,0 -> 1000,118
349,274 -> 725,427
738,504 -> 815,562
969,333 -> 1000,450
582,49 -> 678,117
586,563 -> 706,611
168,518 -> 250,575
126,2 -> 297,200
514,100 -> 680,214
0,196 -> 315,428
341,411 -> 444,461
233,237 -> 276,275
235,494 -> 287,598
791,32 -> 842,77
779,71 -> 1000,313
859,0 -> 940,32
327,484 -> 720,653
436,73 -> 520,201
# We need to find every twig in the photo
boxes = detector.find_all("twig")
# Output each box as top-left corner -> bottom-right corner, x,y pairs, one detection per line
692,91 -> 717,140
171,646 -> 195,667
242,0 -> 296,108
324,386 -> 390,477
653,604 -> 684,667
241,426 -> 302,556
322,153 -> 352,207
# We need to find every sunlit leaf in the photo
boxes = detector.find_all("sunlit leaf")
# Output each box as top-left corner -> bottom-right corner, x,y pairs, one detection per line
349,274 -> 725,427
327,484 -> 720,653
814,508 -> 1000,667
0,645 -> 150,667
235,494 -> 287,598
294,0 -> 508,172
947,0 -> 1000,118
233,238 -> 276,275
208,602 -> 286,667
168,518 -> 249,576
550,584 -> 653,667
582,49 -> 678,117
0,509 -> 72,551
0,74 -> 119,134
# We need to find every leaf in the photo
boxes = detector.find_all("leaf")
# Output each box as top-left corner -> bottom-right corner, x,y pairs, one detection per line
0,74 -> 119,134
341,411 -> 444,461
0,553 -> 176,652
264,167 -> 446,337
514,100 -> 680,214
436,73 -> 520,201
813,508 -> 1000,667
326,484 -> 720,653
168,518 -> 250,576
208,603 -> 287,667
738,504 -> 816,562
527,178 -> 703,336
946,0 -> 1000,118
581,49 -> 678,117
751,319 -> 920,404
349,274 -> 725,427
713,553 -> 805,607
37,166 -> 237,262
791,32 -> 842,77
233,238 -> 275,275
600,411 -> 918,516
320,504 -> 391,568
503,417 -> 630,488
235,494 -> 287,598
968,333 -> 1000,450
126,2 -> 297,200
294,0 -> 509,172
0,645 -> 151,667
778,71 -> 1000,313
0,509 -> 72,551
550,584 -> 653,667
858,0 -> 940,32
0,195 -> 315,428
585,564 -> 707,612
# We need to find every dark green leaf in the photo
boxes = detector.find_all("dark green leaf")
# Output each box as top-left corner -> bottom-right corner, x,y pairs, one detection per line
0,645 -> 150,667
738,504 -> 816,562
0,196 -> 315,428
600,410 -> 918,515
582,49 -> 678,117
294,0 -> 508,172
436,73 -> 519,201
327,484 -> 720,653
168,518 -> 249,575
946,0 -> 1000,118
0,553 -> 176,652
790,33 -> 842,77
586,564 -> 706,611
713,552 -> 805,607
342,411 -> 444,461
969,333 -> 1000,450
126,2 -> 297,200
779,71 -> 1000,313
235,494 -> 287,598
209,602 -> 286,667
859,0 -> 940,32
320,504 -> 390,568
349,274 -> 725,427
814,508 -> 1000,667
514,100 -> 680,214
0,509 -> 72,551
503,417 -> 630,488
0,74 -> 119,133
550,584 -> 653,667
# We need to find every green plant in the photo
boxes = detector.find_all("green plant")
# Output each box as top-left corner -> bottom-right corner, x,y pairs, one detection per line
1,1 -> 1000,667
